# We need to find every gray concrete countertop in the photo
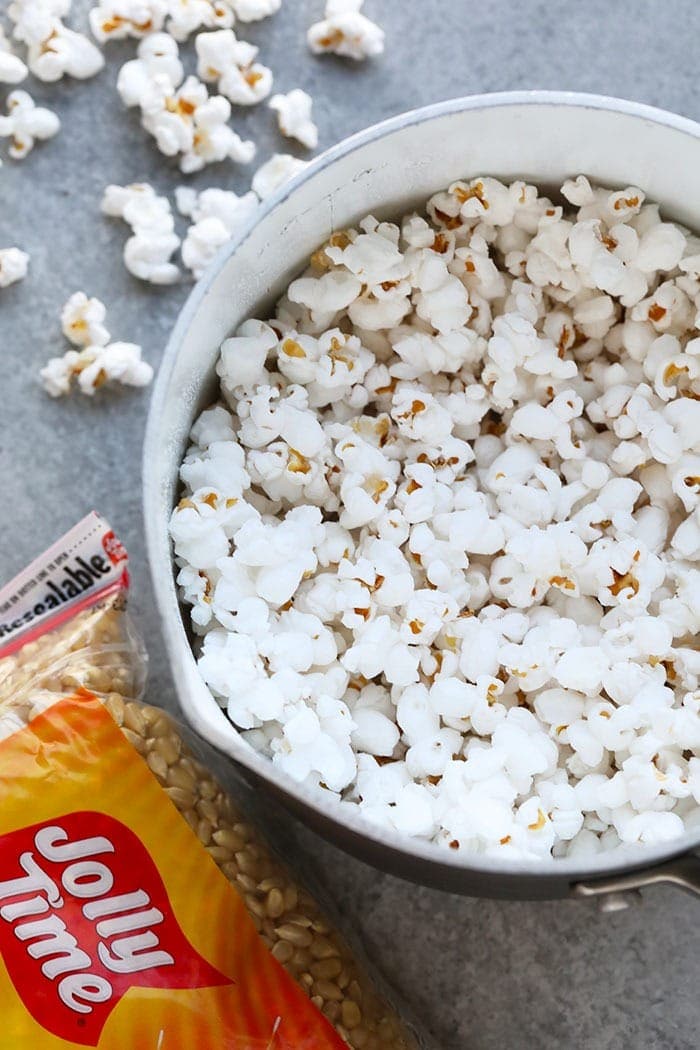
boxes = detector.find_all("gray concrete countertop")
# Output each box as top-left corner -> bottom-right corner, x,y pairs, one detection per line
1,1 -> 699,1047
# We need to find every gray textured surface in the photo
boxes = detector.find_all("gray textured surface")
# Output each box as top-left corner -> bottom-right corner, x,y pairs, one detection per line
1,1 -> 699,1047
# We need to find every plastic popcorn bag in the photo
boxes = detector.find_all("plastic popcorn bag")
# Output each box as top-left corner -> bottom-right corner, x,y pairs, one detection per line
0,513 -> 420,1050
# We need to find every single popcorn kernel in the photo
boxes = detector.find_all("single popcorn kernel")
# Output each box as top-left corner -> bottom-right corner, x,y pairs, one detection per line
486,683 -> 500,705
319,29 -> 345,48
282,338 -> 307,358
614,194 -> 640,210
433,209 -> 462,229
370,478 -> 389,502
528,809 -> 548,831
453,181 -> 489,209
648,303 -> 667,322
663,660 -> 677,683
609,569 -> 640,597
375,417 -> 391,446
557,326 -> 571,359
329,338 -> 354,370
549,575 -> 575,591
310,248 -> 333,271
663,362 -> 689,383
330,231 -> 351,249
288,449 -> 311,474
166,96 -> 197,116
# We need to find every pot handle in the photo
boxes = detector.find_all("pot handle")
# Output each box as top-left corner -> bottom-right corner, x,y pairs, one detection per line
572,853 -> 700,908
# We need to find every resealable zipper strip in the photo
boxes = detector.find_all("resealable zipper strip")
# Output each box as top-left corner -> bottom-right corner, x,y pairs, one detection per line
0,512 -> 129,659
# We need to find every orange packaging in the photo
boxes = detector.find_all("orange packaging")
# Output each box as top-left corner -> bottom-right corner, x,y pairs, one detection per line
0,514 -> 419,1050
0,690 -> 345,1048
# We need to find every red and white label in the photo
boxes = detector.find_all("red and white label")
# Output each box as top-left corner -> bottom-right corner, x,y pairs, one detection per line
0,513 -> 128,659
0,812 -> 231,1046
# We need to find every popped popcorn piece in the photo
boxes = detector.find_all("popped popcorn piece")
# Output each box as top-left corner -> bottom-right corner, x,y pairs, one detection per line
117,34 -> 255,171
61,291 -> 110,347
0,24 -> 27,83
0,89 -> 60,159
172,174 -> 700,863
252,153 -> 307,199
167,0 -> 235,40
116,32 -> 183,105
182,89 -> 256,173
10,0 -> 104,82
41,342 -> 153,396
101,182 -> 181,284
41,286 -> 152,396
195,28 -> 273,106
269,89 -> 318,149
231,0 -> 281,20
89,1 -> 169,43
308,0 -> 384,61
0,246 -> 29,288
177,185 -> 259,278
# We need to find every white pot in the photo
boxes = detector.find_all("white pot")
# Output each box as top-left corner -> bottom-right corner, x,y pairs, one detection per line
144,91 -> 700,900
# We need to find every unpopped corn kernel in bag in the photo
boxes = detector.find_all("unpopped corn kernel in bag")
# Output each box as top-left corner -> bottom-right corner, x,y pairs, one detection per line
0,513 -> 420,1050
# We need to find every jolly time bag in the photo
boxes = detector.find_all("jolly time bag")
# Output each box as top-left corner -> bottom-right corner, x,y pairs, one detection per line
0,513 -> 421,1050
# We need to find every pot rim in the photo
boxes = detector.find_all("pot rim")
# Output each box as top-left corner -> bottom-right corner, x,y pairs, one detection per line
145,90 -> 700,886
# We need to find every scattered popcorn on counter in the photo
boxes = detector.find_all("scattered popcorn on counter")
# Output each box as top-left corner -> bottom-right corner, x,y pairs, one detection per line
116,31 -> 183,103
231,0 -> 281,21
61,291 -> 111,347
269,88 -> 318,149
9,0 -> 105,82
251,151 -> 307,198
172,175 -> 700,861
308,0 -> 385,61
89,0 -> 283,41
195,28 -> 273,106
101,181 -> 181,283
176,184 -> 259,277
117,33 -> 255,171
166,0 -> 235,41
0,89 -> 60,159
89,1 -> 169,43
0,24 -> 28,84
41,342 -> 153,396
0,246 -> 29,287
41,291 -> 153,395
